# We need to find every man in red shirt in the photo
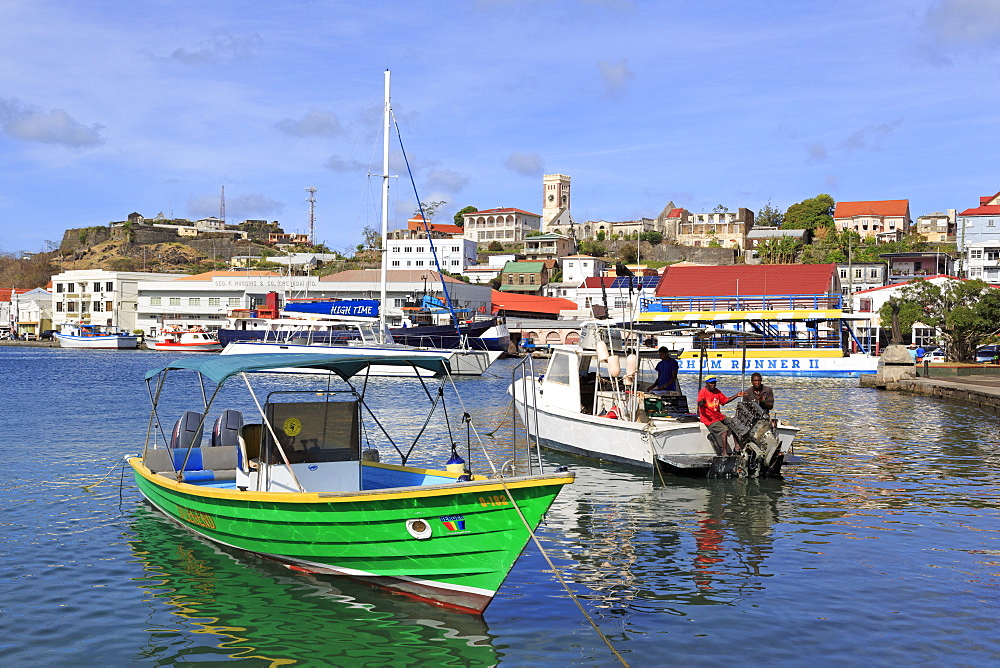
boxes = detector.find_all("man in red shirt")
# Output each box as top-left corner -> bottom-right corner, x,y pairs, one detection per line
697,376 -> 744,456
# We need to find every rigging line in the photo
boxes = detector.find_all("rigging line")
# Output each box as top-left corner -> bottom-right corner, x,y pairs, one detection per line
445,371 -> 498,473
390,111 -> 462,338
500,481 -> 630,668
401,377 -> 447,463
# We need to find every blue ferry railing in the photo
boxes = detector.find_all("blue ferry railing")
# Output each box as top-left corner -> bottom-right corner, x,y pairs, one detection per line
640,293 -> 844,313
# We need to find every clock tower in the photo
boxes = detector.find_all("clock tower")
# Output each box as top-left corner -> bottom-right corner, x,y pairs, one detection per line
542,173 -> 571,233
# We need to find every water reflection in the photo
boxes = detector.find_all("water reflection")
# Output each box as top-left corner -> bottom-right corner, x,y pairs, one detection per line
127,506 -> 497,666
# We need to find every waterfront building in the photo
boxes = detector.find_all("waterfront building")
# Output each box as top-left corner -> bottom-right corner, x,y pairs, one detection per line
462,208 -> 541,244
965,242 -> 1000,283
2,288 -> 52,339
559,254 -> 608,286
51,269 -> 184,333
541,174 -> 572,234
849,275 -> 967,347
833,199 -> 911,241
675,208 -> 755,251
914,210 -> 956,243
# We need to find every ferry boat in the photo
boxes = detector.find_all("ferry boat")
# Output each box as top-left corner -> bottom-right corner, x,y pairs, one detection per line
637,293 -> 879,377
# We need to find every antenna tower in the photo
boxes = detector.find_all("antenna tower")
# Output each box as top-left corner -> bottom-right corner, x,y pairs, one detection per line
306,186 -> 317,245
219,186 -> 226,224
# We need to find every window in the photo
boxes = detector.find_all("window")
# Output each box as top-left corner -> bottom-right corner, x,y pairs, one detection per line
869,269 -> 879,278
987,250 -> 1000,262
840,269 -> 847,278
189,298 -> 200,306
971,249 -> 983,259
391,260 -> 400,267
106,282 -> 113,292
209,297 -> 220,306
105,301 -> 113,312
415,260 -> 424,266
404,246 -> 413,253
169,297 -> 181,306
452,246 -> 459,252
391,246 -> 400,253
93,301 -> 103,312
614,298 -> 628,308
228,297 -> 241,306
989,220 -> 996,227
451,260 -> 459,266
68,302 -> 77,312
855,269 -> 862,279
56,283 -> 63,293
67,283 -> 75,292
859,299 -> 872,312
150,297 -> 161,306
56,302 -> 63,312
545,352 -> 572,385
93,282 -> 101,291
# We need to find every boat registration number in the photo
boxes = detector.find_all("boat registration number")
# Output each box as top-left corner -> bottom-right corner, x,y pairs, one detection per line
177,505 -> 216,529
478,495 -> 510,507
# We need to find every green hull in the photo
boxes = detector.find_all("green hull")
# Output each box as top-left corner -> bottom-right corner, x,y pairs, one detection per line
131,459 -> 572,613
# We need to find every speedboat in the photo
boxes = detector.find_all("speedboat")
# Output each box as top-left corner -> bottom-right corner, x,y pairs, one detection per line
149,328 -> 222,352
54,323 -> 138,349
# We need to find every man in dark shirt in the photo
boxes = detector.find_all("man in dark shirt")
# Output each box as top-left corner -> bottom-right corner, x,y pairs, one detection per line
646,346 -> 679,394
741,372 -> 774,413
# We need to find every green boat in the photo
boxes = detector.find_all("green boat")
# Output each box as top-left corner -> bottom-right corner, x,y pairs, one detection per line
130,352 -> 573,614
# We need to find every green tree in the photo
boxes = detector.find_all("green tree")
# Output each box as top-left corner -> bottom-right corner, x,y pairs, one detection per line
783,194 -> 835,231
618,245 -> 638,264
878,296 -> 923,344
454,205 -> 477,227
488,240 -> 504,252
413,201 -> 446,221
891,278 -> 1000,361
756,236 -> 802,264
596,231 -> 606,242
577,240 -> 607,257
756,200 -> 785,227
639,230 -> 663,245
713,204 -> 729,213
361,225 -> 382,250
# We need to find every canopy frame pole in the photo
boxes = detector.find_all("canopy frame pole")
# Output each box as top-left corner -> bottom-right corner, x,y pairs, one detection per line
241,372 -> 305,493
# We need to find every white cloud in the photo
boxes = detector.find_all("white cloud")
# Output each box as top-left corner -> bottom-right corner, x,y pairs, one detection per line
923,0 -> 1000,45
0,97 -> 105,148
839,119 -> 903,151
325,155 -> 365,172
425,169 -> 470,193
276,110 -> 344,138
170,30 -> 263,65
597,58 -> 635,98
505,152 -> 543,176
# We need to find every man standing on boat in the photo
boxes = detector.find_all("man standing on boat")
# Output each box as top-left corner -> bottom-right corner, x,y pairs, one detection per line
741,372 -> 774,414
697,376 -> 744,456
646,347 -> 680,394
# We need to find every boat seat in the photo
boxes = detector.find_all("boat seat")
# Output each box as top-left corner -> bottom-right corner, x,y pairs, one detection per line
237,423 -> 263,472
143,445 -> 239,476
211,410 -> 243,447
170,411 -> 204,449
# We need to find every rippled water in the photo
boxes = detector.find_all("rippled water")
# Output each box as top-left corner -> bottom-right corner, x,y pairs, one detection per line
2,348 -> 999,665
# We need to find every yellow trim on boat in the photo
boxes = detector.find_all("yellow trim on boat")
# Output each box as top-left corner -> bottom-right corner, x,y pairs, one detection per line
360,459 -> 487,480
128,457 -> 572,504
638,309 -> 844,322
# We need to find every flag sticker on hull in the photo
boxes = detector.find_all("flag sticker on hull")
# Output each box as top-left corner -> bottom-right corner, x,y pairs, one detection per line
440,514 -> 466,531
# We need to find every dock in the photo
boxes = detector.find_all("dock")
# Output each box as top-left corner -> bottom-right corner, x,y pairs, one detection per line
862,365 -> 1000,416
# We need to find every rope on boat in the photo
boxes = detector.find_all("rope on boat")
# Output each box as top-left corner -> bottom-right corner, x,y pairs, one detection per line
83,454 -> 131,491
500,481 -> 630,668
483,397 -> 514,437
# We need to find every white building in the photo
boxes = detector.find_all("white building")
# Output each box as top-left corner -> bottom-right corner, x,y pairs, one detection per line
559,255 -> 608,285
462,254 -> 515,285
462,208 -> 541,244
6,288 -> 52,339
835,262 -> 887,296
386,238 -> 477,273
51,269 -> 184,332
965,242 -> 1000,283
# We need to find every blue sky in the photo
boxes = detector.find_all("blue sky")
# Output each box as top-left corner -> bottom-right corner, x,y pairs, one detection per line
2,0 -> 999,256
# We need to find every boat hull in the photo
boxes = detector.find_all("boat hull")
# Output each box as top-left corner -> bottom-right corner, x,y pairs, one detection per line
511,383 -> 798,471
54,333 -> 138,349
129,458 -> 571,613
149,342 -> 223,352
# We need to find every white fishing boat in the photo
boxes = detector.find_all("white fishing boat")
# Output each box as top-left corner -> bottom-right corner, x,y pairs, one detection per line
54,323 -> 138,349
149,327 -> 222,353
509,322 -> 799,477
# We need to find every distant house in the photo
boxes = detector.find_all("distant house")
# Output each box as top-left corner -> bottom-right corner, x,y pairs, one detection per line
523,233 -> 575,260
498,261 -> 549,294
833,200 -> 911,242
879,251 -> 955,284
835,261 -> 887,296
404,215 -> 464,237
462,208 -> 541,245
914,210 -> 956,243
675,208 -> 755,251
957,191 -> 1000,280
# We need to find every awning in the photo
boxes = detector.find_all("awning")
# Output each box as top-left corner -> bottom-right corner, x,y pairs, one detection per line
144,351 -> 454,384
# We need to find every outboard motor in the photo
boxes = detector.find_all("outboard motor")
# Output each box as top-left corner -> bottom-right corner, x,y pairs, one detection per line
709,401 -> 784,478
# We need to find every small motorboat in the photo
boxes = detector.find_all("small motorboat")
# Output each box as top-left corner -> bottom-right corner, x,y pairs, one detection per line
149,328 -> 222,353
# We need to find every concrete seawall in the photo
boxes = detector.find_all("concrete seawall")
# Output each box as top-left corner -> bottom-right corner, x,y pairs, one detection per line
862,372 -> 1000,416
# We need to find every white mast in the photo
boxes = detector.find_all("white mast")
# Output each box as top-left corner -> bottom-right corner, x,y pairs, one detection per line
379,69 -> 391,340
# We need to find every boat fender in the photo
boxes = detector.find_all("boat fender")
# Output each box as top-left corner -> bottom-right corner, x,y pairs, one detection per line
596,339 -> 610,362
625,353 -> 638,376
605,405 -> 620,420
608,355 -> 621,377
361,448 -> 380,462
446,453 -> 466,474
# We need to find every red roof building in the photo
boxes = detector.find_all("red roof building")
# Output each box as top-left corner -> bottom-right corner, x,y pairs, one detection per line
490,290 -> 577,317
833,199 -> 911,241
405,216 -> 464,235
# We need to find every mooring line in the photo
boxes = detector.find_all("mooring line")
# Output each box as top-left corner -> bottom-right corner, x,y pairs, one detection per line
501,481 -> 630,668
83,454 -> 132,492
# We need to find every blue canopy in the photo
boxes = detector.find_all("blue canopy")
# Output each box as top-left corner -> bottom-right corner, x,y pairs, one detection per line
143,352 -> 453,384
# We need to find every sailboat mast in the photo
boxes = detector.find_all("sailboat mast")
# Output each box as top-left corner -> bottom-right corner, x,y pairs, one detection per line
379,70 -> 391,340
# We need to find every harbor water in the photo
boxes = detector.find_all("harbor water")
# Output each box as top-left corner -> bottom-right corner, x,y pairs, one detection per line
2,347 -> 999,665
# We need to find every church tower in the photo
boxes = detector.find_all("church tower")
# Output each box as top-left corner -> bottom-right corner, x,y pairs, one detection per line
542,173 -> 571,233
